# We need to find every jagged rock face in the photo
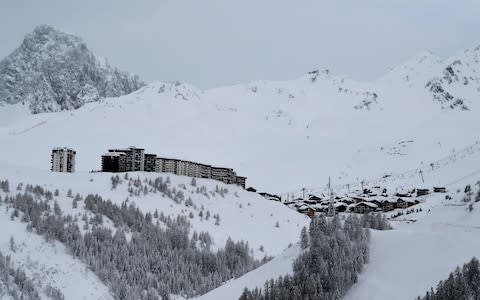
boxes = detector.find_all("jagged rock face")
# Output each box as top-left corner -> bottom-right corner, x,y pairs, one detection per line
0,25 -> 144,113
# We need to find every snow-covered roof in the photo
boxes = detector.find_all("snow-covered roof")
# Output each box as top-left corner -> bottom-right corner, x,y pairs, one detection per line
356,202 -> 379,208
102,152 -> 126,157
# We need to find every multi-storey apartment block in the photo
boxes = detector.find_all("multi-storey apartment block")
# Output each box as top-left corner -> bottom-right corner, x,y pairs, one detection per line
108,146 -> 145,172
51,147 -> 76,173
235,176 -> 247,189
211,166 -> 236,184
144,153 -> 157,172
102,147 -> 247,188
101,152 -> 126,172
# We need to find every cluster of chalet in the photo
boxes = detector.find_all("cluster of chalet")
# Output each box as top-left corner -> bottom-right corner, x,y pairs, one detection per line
101,146 -> 246,188
255,185 -> 447,217
51,147 -> 76,173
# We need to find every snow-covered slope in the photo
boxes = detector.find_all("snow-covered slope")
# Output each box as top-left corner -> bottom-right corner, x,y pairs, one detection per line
195,245 -> 301,300
0,25 -> 144,113
0,163 -> 309,259
195,147 -> 480,300
0,195 -> 113,299
0,70 -> 478,194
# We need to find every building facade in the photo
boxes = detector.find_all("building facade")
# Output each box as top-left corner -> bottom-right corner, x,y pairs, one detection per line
108,147 -> 145,172
235,176 -> 246,188
102,147 -> 247,188
51,147 -> 76,173
144,153 -> 157,172
211,167 -> 236,184
101,152 -> 126,172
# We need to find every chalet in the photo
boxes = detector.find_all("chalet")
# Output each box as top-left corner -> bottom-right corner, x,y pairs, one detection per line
308,195 -> 322,202
258,192 -> 281,201
311,203 -> 327,212
395,192 -> 412,198
298,205 -> 316,217
352,196 -> 367,204
395,198 -> 407,209
350,202 -> 378,214
366,199 -> 383,207
381,200 -> 395,212
407,199 -> 417,207
297,204 -> 308,211
433,187 -> 446,193
416,189 -> 430,197
334,202 -> 348,212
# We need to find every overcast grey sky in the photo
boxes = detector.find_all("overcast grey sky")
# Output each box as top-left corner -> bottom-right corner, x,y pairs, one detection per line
1,0 -> 479,88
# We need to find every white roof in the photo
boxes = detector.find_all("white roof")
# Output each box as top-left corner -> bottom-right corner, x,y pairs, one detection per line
351,202 -> 378,208
103,152 -> 125,157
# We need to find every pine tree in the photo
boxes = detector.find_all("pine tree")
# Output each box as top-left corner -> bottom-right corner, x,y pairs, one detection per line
300,226 -> 309,249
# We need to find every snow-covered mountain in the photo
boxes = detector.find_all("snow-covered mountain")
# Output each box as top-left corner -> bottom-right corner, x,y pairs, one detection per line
1,26 -> 480,299
379,46 -> 480,110
0,25 -> 144,113
0,164 -> 309,299
0,51 -> 478,193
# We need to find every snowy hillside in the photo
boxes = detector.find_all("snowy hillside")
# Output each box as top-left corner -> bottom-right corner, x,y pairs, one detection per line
0,206 -> 113,300
0,69 -> 478,194
0,28 -> 479,192
0,163 -> 309,260
0,25 -> 144,113
1,26 -> 480,299
195,147 -> 480,300
0,162 -> 309,298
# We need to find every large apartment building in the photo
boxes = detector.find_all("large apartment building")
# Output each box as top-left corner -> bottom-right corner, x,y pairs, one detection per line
211,166 -> 236,184
155,157 -> 246,187
106,147 -> 145,172
101,146 -> 247,188
51,147 -> 76,173
144,153 -> 157,172
101,152 -> 126,172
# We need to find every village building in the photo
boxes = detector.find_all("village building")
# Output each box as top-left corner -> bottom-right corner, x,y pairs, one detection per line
334,202 -> 348,212
395,198 -> 409,209
416,189 -> 430,197
350,202 -> 379,213
381,199 -> 395,212
259,192 -> 281,201
433,187 -> 447,193
51,147 -> 76,173
308,195 -> 322,202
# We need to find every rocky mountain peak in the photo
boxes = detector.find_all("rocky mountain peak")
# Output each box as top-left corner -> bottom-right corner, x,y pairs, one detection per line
0,25 -> 144,113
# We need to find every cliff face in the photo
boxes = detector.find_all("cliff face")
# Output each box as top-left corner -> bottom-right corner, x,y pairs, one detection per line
0,25 -> 144,113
